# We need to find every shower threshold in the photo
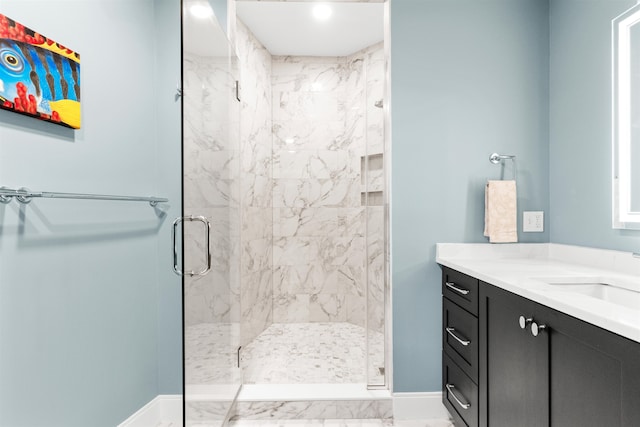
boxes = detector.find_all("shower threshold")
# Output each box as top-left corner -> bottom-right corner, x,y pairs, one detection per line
238,383 -> 390,401
184,383 -> 393,425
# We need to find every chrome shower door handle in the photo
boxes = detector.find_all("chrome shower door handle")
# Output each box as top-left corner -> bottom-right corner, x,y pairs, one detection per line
172,215 -> 212,277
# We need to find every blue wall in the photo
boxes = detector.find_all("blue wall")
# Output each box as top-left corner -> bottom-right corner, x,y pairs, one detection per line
153,0 -> 183,395
390,0 -> 550,392
549,0 -> 640,252
0,1 -> 181,425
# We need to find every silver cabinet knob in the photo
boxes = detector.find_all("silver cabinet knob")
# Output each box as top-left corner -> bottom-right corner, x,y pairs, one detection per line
531,321 -> 546,337
519,316 -> 533,330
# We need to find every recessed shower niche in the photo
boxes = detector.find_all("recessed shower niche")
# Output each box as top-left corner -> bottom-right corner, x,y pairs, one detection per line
362,153 -> 385,206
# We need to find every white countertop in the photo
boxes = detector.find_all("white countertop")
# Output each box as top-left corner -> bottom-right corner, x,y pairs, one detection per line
436,243 -> 640,343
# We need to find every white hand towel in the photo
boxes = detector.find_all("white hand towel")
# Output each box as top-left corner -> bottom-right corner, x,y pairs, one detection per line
484,180 -> 518,243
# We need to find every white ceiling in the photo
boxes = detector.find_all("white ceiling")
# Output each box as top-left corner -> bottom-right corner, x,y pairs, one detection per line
236,1 -> 384,57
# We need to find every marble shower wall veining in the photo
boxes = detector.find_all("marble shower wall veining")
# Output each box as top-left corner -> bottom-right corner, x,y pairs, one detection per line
237,20 -> 274,347
271,55 -> 363,324
348,44 -> 386,384
271,43 -> 385,329
360,43 -> 386,339
183,52 -> 241,330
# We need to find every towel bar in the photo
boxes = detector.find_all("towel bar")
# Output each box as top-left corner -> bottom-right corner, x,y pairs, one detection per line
489,153 -> 517,181
0,186 -> 168,207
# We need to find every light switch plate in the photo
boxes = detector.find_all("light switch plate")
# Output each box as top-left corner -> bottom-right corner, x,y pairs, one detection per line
523,211 -> 544,232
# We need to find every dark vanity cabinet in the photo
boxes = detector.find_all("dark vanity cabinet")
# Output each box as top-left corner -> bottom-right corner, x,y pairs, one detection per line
480,284 -> 548,427
540,303 -> 640,427
441,266 -> 640,427
441,268 -> 480,427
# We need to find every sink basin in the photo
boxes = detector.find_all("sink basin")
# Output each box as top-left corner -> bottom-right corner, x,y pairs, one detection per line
533,277 -> 640,311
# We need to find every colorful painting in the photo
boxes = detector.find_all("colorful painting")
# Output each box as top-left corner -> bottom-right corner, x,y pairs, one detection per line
0,14 -> 80,129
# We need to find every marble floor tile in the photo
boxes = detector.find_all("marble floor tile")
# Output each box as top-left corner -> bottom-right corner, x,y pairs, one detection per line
185,322 -> 240,385
186,322 -> 384,386
241,322 -> 384,384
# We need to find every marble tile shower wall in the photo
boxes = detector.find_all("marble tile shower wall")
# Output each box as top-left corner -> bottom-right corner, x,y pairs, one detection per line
237,21 -> 274,347
362,43 -> 385,336
343,51 -> 367,328
271,42 -> 385,326
183,52 -> 241,328
271,55 -> 361,324
234,20 -> 386,348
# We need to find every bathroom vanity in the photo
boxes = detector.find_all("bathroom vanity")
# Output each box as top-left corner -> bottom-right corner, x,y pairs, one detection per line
437,244 -> 640,427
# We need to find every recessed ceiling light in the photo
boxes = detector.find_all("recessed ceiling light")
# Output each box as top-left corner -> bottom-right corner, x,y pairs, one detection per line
312,3 -> 333,21
190,3 -> 213,20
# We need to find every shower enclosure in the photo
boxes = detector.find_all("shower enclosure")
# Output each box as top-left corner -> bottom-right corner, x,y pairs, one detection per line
179,0 -> 389,424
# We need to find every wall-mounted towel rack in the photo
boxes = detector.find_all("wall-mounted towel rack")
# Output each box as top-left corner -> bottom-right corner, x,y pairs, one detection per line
489,152 -> 517,181
0,186 -> 168,207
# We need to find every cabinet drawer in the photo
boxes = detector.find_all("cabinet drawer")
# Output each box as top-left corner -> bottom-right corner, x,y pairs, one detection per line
442,268 -> 478,316
443,297 -> 478,383
443,352 -> 478,427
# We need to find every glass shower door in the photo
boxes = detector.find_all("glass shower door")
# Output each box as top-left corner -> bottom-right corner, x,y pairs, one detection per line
181,1 -> 241,425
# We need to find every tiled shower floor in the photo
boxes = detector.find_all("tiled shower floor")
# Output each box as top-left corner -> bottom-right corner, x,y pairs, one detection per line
183,323 -> 452,426
185,322 -> 240,385
241,323 -> 385,384
185,322 -> 384,385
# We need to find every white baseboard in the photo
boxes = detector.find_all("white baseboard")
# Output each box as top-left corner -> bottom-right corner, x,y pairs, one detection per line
117,395 -> 182,427
392,392 -> 451,420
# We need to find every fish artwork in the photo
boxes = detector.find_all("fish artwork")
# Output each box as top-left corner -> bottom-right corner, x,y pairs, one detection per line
0,13 -> 81,129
